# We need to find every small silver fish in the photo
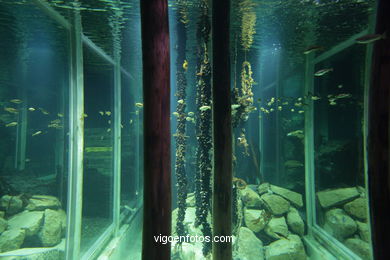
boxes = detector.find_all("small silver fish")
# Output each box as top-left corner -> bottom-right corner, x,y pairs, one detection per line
10,99 -> 23,104
356,32 -> 386,44
6,122 -> 17,127
32,131 -> 42,136
199,105 -> 211,111
28,107 -> 35,111
315,68 -> 333,77
303,45 -> 324,55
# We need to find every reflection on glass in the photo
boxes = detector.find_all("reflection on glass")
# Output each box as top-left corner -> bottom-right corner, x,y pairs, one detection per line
80,47 -> 113,253
0,2 -> 68,258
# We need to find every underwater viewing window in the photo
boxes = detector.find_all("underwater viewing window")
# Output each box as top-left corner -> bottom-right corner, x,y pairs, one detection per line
0,0 -> 388,259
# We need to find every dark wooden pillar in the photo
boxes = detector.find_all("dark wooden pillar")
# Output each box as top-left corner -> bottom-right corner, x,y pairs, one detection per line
212,0 -> 232,259
368,0 -> 390,259
140,1 -> 171,259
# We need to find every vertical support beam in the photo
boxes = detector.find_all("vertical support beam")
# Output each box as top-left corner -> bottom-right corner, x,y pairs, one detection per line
140,0 -> 171,259
368,0 -> 390,259
65,5 -> 84,260
212,0 -> 232,259
113,37 -> 121,235
304,53 -> 316,231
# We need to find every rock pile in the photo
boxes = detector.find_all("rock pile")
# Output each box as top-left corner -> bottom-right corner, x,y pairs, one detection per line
171,183 -> 307,260
0,194 -> 66,259
317,187 -> 371,259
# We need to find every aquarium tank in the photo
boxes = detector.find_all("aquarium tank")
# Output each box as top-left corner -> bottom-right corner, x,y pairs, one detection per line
0,0 -> 380,259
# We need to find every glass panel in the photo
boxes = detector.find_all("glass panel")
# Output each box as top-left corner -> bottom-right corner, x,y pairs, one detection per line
81,46 -> 114,254
0,1 -> 69,258
314,44 -> 372,259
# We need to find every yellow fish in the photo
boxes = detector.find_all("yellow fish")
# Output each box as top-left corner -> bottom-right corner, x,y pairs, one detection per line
105,111 -> 111,116
6,122 -> 18,127
32,131 -> 42,136
199,105 -> 211,111
135,103 -> 143,108
10,99 -> 23,104
172,112 -> 179,117
183,60 -> 188,71
99,111 -> 104,116
178,99 -> 184,104
4,107 -> 18,114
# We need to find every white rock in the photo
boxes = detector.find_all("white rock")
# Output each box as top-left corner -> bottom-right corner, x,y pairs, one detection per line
268,185 -> 303,208
324,208 -> 357,240
39,209 -> 63,247
265,217 -> 289,239
25,195 -> 61,211
0,229 -> 25,253
343,198 -> 367,220
265,234 -> 306,260
244,209 -> 268,233
234,227 -> 264,260
356,221 -> 370,243
240,187 -> 262,208
287,208 -> 305,236
317,187 -> 359,208
0,195 -> 23,216
261,194 -> 290,216
345,238 -> 371,259
8,211 -> 44,237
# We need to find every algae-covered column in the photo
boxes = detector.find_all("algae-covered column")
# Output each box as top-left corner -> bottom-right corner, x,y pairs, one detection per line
194,0 -> 213,257
174,0 -> 189,240
140,0 -> 171,259
212,0 -> 232,259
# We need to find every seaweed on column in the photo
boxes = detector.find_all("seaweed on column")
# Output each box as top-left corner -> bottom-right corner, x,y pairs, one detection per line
194,0 -> 213,256
173,0 -> 189,242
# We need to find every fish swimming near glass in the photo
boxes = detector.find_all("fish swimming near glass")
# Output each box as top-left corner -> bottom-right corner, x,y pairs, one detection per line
314,68 -> 333,77
356,32 -> 386,44
303,45 -> 324,55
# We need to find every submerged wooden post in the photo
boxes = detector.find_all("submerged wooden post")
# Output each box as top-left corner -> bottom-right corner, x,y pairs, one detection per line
212,0 -> 232,259
140,1 -> 171,259
368,0 -> 390,259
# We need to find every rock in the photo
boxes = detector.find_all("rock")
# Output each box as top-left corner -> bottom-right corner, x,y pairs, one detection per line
234,227 -> 264,260
244,209 -> 268,233
25,195 -> 61,211
317,187 -> 359,208
343,198 -> 367,220
39,209 -> 63,247
0,218 -> 7,233
324,208 -> 357,240
186,193 -> 196,207
0,229 -> 25,253
268,185 -> 303,208
258,183 -> 271,195
8,211 -> 44,237
261,194 -> 290,216
287,208 -> 305,236
0,247 -> 61,260
240,187 -> 262,208
356,221 -> 370,242
345,238 -> 371,259
0,195 -> 23,216
265,217 -> 289,240
171,242 -> 203,260
265,234 -> 306,260
57,209 -> 67,236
